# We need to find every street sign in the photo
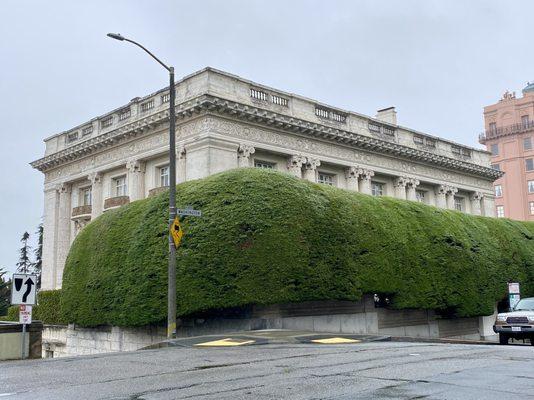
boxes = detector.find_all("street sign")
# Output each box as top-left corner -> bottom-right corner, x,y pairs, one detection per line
19,305 -> 32,324
177,207 -> 202,217
170,216 -> 183,248
508,282 -> 521,310
508,282 -> 520,294
11,274 -> 37,305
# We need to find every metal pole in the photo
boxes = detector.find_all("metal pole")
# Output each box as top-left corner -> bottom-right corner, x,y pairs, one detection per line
167,67 -> 177,339
21,323 -> 26,360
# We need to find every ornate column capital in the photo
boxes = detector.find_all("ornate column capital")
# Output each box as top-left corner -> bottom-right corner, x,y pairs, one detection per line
287,155 -> 306,169
447,186 -> 458,195
88,172 -> 102,185
238,144 -> 256,158
126,159 -> 146,173
56,182 -> 71,194
345,165 -> 363,179
435,184 -> 449,195
470,191 -> 484,201
406,177 -> 420,188
360,169 -> 374,181
177,145 -> 186,160
394,176 -> 408,188
304,157 -> 321,170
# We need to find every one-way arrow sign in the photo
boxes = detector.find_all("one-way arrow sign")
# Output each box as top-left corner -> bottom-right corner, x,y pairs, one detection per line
11,274 -> 37,305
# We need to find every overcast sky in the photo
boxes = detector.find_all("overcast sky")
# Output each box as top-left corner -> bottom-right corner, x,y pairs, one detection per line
0,0 -> 533,274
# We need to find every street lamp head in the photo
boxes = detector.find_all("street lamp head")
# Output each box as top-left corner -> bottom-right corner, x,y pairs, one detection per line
107,33 -> 125,41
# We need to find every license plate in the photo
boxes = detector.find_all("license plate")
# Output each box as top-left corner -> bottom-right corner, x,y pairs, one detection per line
512,327 -> 522,332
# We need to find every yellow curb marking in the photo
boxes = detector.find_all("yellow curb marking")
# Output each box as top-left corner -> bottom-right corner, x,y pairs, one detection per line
194,338 -> 256,347
311,337 -> 362,344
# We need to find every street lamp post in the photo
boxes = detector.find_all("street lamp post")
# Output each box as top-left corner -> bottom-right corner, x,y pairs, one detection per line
107,33 -> 177,339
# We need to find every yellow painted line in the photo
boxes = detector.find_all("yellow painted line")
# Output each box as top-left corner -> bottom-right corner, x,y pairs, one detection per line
194,338 -> 256,347
311,337 -> 362,344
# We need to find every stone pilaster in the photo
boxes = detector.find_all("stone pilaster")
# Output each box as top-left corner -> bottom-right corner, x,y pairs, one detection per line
406,177 -> 420,201
393,176 -> 408,200
177,146 -> 186,183
470,192 -> 483,216
359,169 -> 374,195
287,155 -> 306,178
41,188 -> 59,290
303,157 -> 321,182
89,172 -> 103,219
482,194 -> 496,217
446,186 -> 458,210
237,144 -> 255,168
345,166 -> 362,191
435,185 -> 448,209
126,159 -> 146,202
55,183 -> 72,289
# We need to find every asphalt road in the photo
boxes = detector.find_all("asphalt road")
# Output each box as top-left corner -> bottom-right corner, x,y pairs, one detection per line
1,341 -> 533,399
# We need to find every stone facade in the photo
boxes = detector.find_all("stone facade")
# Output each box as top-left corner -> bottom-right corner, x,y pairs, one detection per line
31,67 -> 502,290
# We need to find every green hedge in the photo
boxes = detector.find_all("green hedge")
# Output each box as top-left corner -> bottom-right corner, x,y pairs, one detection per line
0,291 -> 66,325
0,305 -> 19,322
61,168 -> 534,327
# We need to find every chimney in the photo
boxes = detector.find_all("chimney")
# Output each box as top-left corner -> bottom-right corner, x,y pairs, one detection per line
376,107 -> 397,125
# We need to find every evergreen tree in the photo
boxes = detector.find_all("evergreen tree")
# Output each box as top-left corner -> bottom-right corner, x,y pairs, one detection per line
33,224 -> 43,288
15,232 -> 32,274
0,268 -> 10,316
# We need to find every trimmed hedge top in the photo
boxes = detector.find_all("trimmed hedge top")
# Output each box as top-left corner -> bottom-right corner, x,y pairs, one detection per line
62,168 -> 534,327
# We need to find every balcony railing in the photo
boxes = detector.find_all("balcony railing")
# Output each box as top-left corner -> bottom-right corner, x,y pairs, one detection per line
479,120 -> 534,143
104,196 -> 130,210
71,205 -> 92,218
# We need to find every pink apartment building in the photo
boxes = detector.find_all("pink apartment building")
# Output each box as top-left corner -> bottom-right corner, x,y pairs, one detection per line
480,82 -> 534,220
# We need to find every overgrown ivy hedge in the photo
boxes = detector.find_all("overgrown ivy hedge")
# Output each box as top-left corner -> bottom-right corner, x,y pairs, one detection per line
61,168 -> 534,327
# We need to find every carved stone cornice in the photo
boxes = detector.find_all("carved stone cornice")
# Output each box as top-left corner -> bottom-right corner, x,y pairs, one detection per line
30,94 -> 504,180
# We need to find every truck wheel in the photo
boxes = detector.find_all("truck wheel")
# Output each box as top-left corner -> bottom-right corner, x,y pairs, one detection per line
499,334 -> 509,345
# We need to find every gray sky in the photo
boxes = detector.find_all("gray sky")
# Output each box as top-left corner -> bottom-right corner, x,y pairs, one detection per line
1,0 -> 533,274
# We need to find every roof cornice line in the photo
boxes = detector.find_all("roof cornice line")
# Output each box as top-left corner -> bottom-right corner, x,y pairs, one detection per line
30,94 -> 503,180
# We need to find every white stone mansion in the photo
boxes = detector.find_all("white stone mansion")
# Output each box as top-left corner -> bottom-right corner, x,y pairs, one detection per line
31,68 -> 501,290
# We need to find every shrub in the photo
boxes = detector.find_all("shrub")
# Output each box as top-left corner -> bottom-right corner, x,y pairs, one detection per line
34,290 -> 66,325
61,168 -> 534,327
0,305 -> 19,322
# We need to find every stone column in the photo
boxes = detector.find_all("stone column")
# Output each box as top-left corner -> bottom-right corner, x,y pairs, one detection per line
41,188 -> 59,290
287,155 -> 306,178
406,178 -> 420,201
345,166 -> 362,191
237,144 -> 255,168
89,172 -> 103,220
303,157 -> 321,182
55,183 -> 72,289
126,159 -> 146,201
393,177 -> 408,200
482,194 -> 496,217
435,185 -> 448,209
470,192 -> 483,216
359,169 -> 374,195
177,146 -> 187,183
446,186 -> 458,210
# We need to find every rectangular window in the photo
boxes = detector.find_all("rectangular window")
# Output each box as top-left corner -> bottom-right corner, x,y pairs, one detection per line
496,205 -> 505,218
413,135 -> 424,145
113,176 -> 127,197
159,166 -> 169,187
331,112 -> 347,123
371,182 -> 383,197
254,161 -> 275,169
522,115 -> 530,128
271,94 -> 288,107
101,116 -> 113,128
528,181 -> 534,193
491,143 -> 499,156
250,88 -> 267,101
526,159 -> 534,171
489,122 -> 497,133
80,187 -> 92,206
317,173 -> 334,186
416,190 -> 426,203
82,125 -> 93,136
454,197 -> 464,212
368,123 -> 381,133
524,137 -> 532,151
161,93 -> 170,104
491,163 -> 500,171
495,184 -> 503,197
66,131 -> 78,143
530,202 -> 534,215
382,126 -> 395,136
118,108 -> 131,121
140,100 -> 154,113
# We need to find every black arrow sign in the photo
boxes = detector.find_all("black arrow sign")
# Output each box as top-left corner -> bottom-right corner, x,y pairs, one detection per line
14,278 -> 23,291
22,278 -> 34,303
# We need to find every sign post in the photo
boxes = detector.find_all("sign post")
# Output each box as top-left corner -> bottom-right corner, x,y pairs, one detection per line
508,282 -> 520,311
11,274 -> 37,360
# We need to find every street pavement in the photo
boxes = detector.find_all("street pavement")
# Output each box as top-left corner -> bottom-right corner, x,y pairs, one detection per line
1,341 -> 534,399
